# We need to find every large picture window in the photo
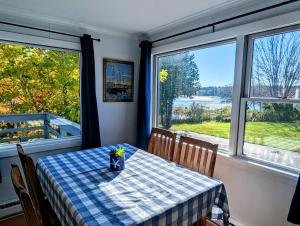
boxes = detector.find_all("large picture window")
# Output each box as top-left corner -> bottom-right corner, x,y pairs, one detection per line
156,42 -> 236,151
154,25 -> 300,171
0,42 -> 80,145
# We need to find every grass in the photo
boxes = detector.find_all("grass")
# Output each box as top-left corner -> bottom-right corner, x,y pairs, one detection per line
170,121 -> 300,152
171,122 -> 231,139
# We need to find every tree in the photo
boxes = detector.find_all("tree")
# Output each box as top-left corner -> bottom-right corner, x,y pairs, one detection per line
253,31 -> 300,98
262,102 -> 298,122
188,102 -> 204,123
158,53 -> 200,129
0,43 -> 80,122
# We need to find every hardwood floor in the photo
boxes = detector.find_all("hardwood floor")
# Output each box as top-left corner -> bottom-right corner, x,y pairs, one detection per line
0,213 -> 218,226
0,213 -> 26,226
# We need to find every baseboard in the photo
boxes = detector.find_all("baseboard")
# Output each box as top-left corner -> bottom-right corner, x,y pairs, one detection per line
0,200 -> 22,219
230,217 -> 246,226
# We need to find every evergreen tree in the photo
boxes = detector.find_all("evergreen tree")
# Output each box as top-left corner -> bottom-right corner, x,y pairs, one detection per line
158,53 -> 200,129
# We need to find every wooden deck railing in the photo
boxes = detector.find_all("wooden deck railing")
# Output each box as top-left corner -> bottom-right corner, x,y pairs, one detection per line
0,113 -> 80,144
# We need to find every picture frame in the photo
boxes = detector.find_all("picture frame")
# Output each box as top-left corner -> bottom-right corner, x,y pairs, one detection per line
103,58 -> 134,102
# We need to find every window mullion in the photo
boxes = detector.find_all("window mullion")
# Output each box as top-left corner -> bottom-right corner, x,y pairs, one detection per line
241,97 -> 300,104
236,34 -> 252,157
230,35 -> 247,156
237,99 -> 247,156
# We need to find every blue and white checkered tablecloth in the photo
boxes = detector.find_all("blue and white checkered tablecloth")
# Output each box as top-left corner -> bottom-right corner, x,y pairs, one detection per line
36,143 -> 229,226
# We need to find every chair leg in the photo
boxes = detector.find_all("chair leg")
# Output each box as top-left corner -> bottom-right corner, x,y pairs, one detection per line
205,218 -> 220,226
193,218 -> 207,226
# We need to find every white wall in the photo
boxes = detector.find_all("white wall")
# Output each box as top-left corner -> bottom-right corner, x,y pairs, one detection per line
93,33 -> 140,146
214,155 -> 298,226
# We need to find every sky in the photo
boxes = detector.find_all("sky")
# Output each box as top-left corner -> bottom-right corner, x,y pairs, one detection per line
190,42 -> 236,87
106,62 -> 133,81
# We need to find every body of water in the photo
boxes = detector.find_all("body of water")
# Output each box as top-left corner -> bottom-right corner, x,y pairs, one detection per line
173,96 -> 231,109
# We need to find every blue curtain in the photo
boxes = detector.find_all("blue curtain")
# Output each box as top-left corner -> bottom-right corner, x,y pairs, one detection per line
80,34 -> 101,149
288,174 -> 300,224
137,40 -> 152,149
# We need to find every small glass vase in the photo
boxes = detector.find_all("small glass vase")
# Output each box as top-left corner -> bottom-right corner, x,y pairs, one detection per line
110,154 -> 125,171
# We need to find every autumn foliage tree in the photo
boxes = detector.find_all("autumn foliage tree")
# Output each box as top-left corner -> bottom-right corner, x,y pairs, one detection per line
0,43 -> 80,122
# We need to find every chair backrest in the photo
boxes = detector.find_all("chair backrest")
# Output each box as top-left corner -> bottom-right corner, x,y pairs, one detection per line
16,144 -> 45,215
176,136 -> 218,177
11,164 -> 43,226
147,128 -> 177,161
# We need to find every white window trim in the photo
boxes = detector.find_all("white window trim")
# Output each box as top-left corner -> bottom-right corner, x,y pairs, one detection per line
151,10 -> 300,175
0,136 -> 81,158
0,30 -> 80,51
0,30 -> 82,157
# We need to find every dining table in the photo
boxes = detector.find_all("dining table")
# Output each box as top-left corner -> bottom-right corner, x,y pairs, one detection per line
36,143 -> 230,226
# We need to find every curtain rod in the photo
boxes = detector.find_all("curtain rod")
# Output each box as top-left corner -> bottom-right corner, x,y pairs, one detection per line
151,0 -> 300,44
0,20 -> 101,42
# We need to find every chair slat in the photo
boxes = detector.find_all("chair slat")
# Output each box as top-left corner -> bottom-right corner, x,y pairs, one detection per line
158,134 -> 164,157
205,147 -> 210,174
183,144 -> 190,167
153,134 -> 159,155
177,136 -> 218,177
190,145 -> 197,170
166,136 -> 171,159
196,146 -> 203,172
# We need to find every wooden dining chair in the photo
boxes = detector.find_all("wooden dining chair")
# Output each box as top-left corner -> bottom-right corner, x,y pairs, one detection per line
147,127 -> 177,161
16,144 -> 60,226
11,164 -> 43,226
176,136 -> 219,226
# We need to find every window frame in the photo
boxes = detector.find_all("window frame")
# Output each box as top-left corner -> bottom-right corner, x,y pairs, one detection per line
236,25 -> 300,171
0,37 -> 82,154
152,39 -> 238,153
243,23 -> 300,100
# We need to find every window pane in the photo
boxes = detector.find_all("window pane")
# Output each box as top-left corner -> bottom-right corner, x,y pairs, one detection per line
157,42 -> 236,151
243,101 -> 300,169
250,29 -> 300,98
0,42 -> 80,145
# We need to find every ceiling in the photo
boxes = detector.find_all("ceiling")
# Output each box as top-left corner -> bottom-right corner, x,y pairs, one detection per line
0,0 -> 275,37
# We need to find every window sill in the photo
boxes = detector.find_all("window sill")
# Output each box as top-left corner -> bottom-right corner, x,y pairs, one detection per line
216,151 -> 299,181
0,136 -> 81,158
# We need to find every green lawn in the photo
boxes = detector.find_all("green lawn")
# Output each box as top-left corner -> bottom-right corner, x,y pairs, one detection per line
171,122 -> 231,139
170,121 -> 300,152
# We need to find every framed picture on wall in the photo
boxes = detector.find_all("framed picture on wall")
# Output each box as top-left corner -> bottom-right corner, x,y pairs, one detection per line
103,58 -> 134,102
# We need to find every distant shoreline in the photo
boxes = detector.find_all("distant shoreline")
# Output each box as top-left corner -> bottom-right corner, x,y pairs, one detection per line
173,95 -> 232,109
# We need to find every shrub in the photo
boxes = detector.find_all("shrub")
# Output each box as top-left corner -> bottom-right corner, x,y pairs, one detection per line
187,102 -> 204,123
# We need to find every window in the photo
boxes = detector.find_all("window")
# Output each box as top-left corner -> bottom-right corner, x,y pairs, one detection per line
154,25 -> 300,171
0,42 -> 80,145
155,41 -> 236,151
241,27 -> 300,170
